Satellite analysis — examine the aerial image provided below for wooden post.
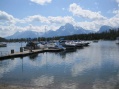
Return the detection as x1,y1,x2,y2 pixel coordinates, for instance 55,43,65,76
11,49,14,54
20,47,23,52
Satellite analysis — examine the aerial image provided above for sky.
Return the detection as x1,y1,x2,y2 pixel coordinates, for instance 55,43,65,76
0,0,119,37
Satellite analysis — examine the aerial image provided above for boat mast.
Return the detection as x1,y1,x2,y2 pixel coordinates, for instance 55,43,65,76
45,26,47,43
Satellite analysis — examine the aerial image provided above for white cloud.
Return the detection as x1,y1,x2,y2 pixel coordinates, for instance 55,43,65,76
116,0,119,6
48,16,75,24
21,15,75,25
75,16,119,31
69,3,106,20
30,0,52,5
24,15,50,23
116,0,119,3
0,11,17,24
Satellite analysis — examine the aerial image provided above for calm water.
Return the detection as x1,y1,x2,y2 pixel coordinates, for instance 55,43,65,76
0,41,119,89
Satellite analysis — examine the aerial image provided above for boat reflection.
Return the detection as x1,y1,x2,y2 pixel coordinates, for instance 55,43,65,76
28,53,39,60
56,49,77,59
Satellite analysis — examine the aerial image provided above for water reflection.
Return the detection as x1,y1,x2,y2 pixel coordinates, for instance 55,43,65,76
0,41,119,89
93,71,119,89
32,75,54,87
0,59,18,79
61,83,77,89
29,53,39,60
56,49,77,59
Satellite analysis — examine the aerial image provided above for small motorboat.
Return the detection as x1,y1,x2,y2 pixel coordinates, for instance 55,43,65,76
116,37,119,44
47,42,66,50
0,42,7,47
59,40,76,50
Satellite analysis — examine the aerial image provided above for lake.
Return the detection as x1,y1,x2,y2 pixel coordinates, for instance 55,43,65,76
0,41,119,89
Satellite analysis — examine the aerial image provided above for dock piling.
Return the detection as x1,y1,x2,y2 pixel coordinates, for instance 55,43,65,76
11,49,14,54
20,47,23,52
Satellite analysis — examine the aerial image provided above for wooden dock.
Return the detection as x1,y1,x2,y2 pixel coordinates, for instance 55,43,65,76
0,48,63,59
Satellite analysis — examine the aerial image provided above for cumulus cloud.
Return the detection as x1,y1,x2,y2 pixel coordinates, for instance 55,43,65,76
30,0,52,5
75,16,119,31
23,15,75,25
0,11,17,24
24,15,50,23
69,3,106,20
48,16,75,24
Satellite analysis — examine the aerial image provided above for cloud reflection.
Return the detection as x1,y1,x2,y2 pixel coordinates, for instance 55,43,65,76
61,83,77,89
32,75,54,87
71,45,102,77
26,41,119,78
27,52,77,68
0,59,18,78
93,74,119,89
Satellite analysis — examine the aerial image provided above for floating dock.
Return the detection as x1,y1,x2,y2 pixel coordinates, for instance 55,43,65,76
0,48,63,60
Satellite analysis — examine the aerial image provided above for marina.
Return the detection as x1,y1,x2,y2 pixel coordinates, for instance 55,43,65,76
0,40,90,59
0,0,119,88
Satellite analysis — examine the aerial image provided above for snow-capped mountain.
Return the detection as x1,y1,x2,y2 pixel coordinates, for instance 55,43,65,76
6,23,94,39
44,23,94,37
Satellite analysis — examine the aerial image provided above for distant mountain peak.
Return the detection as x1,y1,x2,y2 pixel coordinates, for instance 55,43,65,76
65,23,73,26
98,25,112,33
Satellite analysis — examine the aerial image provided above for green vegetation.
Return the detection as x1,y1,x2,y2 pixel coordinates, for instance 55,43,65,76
0,37,7,42
1,28,119,42
52,28,119,41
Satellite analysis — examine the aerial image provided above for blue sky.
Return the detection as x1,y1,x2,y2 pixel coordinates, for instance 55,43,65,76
0,0,119,37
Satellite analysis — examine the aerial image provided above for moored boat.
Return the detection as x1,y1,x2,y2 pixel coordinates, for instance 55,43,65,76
116,37,119,44
0,42,7,47
59,40,76,50
24,41,40,51
93,40,98,43
47,42,66,50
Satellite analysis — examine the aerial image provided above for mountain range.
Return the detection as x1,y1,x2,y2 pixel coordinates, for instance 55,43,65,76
5,23,115,39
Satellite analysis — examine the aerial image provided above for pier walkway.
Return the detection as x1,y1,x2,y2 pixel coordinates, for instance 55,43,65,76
0,48,62,59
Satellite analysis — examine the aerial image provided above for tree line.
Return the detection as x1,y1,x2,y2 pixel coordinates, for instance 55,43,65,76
0,28,119,42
